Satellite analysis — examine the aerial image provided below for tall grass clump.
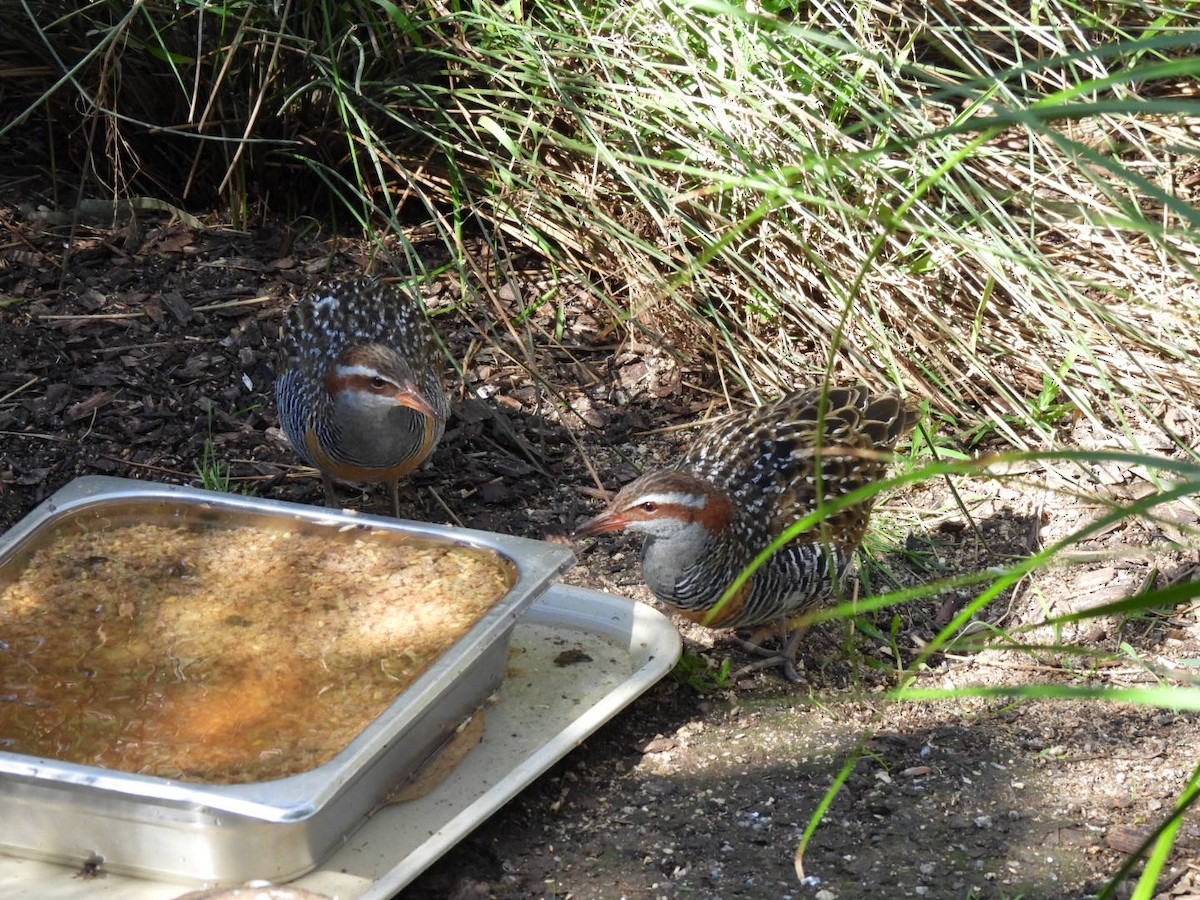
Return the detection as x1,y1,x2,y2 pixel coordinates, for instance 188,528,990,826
7,0,1200,444
419,0,1200,445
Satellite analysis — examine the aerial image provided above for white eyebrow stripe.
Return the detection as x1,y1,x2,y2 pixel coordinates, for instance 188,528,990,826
632,491,707,509
335,364,387,379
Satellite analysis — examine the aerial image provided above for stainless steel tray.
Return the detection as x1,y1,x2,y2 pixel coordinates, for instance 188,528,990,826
0,584,682,899
0,476,575,885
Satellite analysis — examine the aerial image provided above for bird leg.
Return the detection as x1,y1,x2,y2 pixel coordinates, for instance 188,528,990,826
386,479,400,518
731,574,861,682
320,472,341,509
729,617,812,683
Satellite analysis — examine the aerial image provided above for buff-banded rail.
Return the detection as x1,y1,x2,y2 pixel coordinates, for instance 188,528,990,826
275,278,448,516
574,385,914,680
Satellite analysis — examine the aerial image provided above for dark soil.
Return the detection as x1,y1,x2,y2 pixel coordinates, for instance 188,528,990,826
3,206,1199,900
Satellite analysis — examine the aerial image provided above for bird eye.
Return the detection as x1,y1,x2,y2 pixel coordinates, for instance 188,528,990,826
370,376,387,390
639,501,658,513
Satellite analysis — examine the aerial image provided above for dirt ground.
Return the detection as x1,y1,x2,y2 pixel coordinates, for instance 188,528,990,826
2,207,1200,900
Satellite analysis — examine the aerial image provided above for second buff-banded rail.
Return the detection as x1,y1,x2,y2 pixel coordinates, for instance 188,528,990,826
574,385,914,681
275,278,449,516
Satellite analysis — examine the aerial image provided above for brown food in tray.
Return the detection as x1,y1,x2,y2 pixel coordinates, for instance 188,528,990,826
0,523,508,783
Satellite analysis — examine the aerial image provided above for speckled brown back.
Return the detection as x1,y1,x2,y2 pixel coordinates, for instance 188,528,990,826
683,385,913,552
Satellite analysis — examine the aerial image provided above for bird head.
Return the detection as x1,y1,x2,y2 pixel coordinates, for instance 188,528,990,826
573,469,732,540
325,344,442,419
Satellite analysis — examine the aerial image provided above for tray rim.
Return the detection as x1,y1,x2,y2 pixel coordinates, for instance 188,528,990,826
1,475,572,569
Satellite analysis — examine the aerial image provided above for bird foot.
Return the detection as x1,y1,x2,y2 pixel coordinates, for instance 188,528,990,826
727,624,809,682
729,635,783,658
731,654,803,683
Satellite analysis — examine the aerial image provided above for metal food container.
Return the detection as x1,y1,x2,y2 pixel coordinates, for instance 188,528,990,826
0,476,575,884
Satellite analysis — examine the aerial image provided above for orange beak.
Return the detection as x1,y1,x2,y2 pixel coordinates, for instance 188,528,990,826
394,384,441,420
572,507,628,537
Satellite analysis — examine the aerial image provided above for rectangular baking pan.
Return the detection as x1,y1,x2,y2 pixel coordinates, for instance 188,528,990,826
0,476,575,884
